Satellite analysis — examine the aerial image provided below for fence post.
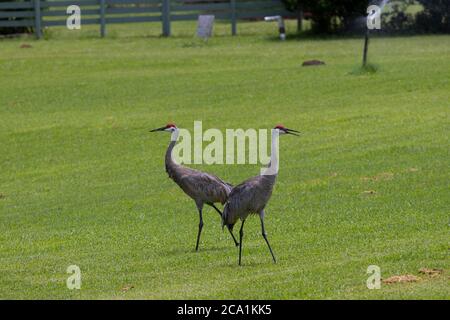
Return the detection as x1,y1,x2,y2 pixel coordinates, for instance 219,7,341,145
34,0,41,39
100,0,106,37
162,0,171,36
230,0,236,36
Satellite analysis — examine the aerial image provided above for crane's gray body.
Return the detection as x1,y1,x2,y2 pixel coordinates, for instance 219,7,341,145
222,174,277,228
163,139,238,250
219,126,296,265
221,171,278,265
165,141,232,206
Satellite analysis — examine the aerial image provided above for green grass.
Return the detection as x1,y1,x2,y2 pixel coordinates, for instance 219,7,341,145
0,21,449,299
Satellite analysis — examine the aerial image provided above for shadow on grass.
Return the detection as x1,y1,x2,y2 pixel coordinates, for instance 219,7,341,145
164,244,231,256
349,63,380,75
218,258,276,268
278,30,448,42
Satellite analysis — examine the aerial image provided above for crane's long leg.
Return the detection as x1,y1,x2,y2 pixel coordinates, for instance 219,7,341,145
260,211,276,263
209,203,224,217
239,219,246,266
227,225,239,247
209,203,239,246
195,204,204,251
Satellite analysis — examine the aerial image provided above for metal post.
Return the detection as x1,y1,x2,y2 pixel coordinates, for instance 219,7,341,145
230,0,236,36
363,30,369,67
297,3,303,32
100,0,106,37
162,0,171,37
34,0,41,39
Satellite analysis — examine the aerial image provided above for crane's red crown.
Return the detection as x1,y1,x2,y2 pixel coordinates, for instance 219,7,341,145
274,124,286,130
166,123,177,128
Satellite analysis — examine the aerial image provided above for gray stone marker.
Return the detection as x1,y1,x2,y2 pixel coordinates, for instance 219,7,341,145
197,15,215,39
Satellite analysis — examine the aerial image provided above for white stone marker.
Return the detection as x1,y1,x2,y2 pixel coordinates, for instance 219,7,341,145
197,15,215,39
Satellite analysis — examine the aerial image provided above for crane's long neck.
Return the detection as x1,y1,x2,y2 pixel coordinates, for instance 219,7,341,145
260,129,279,177
165,129,180,176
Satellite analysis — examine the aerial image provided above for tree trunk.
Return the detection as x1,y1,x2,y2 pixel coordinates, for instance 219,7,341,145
297,0,303,32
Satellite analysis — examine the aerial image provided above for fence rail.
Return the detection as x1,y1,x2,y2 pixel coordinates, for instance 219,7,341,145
0,0,294,38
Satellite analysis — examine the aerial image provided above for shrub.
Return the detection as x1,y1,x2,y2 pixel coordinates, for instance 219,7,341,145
415,0,450,33
282,0,369,34
282,0,450,35
381,1,416,33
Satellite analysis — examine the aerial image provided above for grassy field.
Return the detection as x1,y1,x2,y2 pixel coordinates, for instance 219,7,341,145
0,21,449,299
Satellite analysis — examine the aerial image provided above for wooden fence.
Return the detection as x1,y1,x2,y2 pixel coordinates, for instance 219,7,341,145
0,0,295,38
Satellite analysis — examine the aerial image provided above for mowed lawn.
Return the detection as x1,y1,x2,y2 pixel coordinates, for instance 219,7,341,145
0,22,449,299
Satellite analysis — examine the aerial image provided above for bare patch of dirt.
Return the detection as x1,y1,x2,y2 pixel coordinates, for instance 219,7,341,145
302,60,325,66
121,285,134,292
408,167,419,172
362,190,377,195
0,193,5,199
362,172,394,182
105,116,120,129
382,275,421,284
376,172,394,180
419,268,443,277
20,44,32,49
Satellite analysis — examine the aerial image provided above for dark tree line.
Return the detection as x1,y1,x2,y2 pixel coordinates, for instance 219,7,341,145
283,0,450,34
415,0,450,33
283,0,368,33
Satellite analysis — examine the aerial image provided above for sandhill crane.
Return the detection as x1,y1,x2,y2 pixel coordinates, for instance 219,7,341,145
150,123,239,251
222,125,299,265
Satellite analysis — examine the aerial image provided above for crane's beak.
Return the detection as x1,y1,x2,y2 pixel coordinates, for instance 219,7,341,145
150,126,166,132
285,128,300,136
